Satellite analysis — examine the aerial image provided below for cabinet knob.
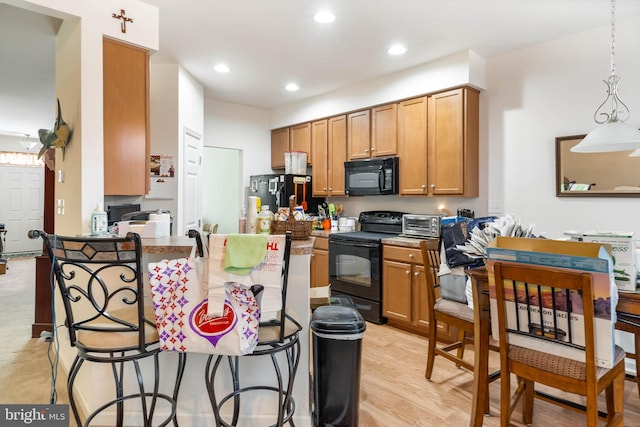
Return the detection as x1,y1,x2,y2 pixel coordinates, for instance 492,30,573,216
421,184,426,189
414,272,420,277
408,253,414,258
430,184,435,189
323,187,327,191
371,147,376,152
328,187,332,191
405,270,410,275
365,149,369,153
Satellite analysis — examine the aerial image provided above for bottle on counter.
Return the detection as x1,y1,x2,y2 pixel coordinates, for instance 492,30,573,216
256,205,273,234
239,204,247,234
90,203,108,236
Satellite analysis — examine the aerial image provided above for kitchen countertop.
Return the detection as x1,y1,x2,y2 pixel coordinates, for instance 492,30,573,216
142,234,316,255
381,236,434,248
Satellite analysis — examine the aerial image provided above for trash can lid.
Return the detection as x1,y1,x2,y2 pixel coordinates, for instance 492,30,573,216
310,306,366,335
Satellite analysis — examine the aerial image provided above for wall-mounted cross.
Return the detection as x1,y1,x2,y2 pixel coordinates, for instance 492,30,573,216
112,9,133,33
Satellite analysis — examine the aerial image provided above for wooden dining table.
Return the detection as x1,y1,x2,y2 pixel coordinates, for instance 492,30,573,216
466,265,640,427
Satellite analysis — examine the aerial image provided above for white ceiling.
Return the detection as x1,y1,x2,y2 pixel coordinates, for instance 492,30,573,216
3,0,640,139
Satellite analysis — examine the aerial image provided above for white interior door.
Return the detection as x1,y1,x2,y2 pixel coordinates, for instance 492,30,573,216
202,147,242,234
0,165,43,254
182,128,202,234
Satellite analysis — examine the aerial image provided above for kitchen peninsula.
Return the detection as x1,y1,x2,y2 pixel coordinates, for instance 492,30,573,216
49,234,316,426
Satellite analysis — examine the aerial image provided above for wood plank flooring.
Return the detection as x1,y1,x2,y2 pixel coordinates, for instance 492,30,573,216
359,322,640,426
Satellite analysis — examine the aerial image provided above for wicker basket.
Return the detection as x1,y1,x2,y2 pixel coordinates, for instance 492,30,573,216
270,215,313,240
270,196,313,240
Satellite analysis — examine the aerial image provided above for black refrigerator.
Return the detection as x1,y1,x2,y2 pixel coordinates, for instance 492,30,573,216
249,174,324,215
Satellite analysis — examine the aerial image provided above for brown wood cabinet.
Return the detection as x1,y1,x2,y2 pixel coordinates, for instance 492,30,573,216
271,123,312,169
103,38,150,196
347,106,397,160
398,88,479,196
290,122,312,165
347,109,371,160
271,127,290,169
383,244,449,338
427,87,479,196
397,96,428,195
310,236,329,288
371,103,398,158
311,115,347,197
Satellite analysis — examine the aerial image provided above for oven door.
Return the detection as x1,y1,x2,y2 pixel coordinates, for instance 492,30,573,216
329,238,381,301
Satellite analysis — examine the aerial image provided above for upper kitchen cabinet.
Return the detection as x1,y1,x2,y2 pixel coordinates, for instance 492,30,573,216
290,123,312,165
103,38,150,196
348,105,397,160
371,103,398,157
312,115,347,197
398,87,479,196
398,96,428,195
346,110,371,160
271,127,290,169
427,87,479,196
271,123,312,170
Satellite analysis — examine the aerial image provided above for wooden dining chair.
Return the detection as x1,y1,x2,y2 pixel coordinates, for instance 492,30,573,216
421,239,476,378
492,261,626,426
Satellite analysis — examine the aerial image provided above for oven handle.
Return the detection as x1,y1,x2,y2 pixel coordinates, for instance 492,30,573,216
378,165,384,192
330,239,380,249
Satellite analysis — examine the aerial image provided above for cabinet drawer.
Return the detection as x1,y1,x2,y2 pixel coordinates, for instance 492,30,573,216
383,245,423,264
314,236,328,251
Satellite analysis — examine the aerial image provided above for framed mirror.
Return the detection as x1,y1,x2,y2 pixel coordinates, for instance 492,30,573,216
556,134,640,197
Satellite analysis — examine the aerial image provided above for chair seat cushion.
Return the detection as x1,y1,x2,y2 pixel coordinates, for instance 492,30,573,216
435,298,474,323
509,344,626,381
76,305,159,351
258,310,301,344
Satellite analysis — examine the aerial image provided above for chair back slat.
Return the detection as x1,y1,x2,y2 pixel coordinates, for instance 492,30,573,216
493,262,597,367
30,230,148,351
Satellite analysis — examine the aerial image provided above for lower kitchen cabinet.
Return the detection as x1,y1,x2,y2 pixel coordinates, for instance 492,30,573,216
310,236,329,288
383,244,452,339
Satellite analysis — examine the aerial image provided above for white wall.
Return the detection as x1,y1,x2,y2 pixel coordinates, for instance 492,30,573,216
204,98,272,188
486,17,640,239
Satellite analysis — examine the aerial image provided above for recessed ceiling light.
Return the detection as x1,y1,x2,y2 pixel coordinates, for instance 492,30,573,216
387,44,407,55
214,63,230,73
314,11,335,23
285,83,299,91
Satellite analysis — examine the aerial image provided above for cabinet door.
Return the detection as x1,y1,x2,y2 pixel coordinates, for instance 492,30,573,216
398,97,428,195
271,127,290,169
328,115,347,196
371,103,397,157
290,122,312,165
347,110,371,160
103,38,149,196
382,260,412,322
310,248,329,288
311,119,328,196
427,88,479,196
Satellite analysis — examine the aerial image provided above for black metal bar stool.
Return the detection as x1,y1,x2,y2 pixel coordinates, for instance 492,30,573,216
31,230,186,427
190,231,302,427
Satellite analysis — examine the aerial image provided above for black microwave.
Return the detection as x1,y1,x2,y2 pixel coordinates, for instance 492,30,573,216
344,157,399,196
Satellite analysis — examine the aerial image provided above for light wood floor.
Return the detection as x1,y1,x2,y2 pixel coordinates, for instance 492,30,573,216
359,322,640,426
2,257,640,426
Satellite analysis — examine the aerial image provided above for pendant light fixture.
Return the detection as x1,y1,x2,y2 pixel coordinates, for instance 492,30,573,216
571,0,640,153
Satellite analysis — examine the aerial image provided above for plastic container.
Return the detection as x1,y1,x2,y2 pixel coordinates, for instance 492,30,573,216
90,203,108,236
256,205,274,234
311,305,366,427
284,151,293,174
290,151,307,174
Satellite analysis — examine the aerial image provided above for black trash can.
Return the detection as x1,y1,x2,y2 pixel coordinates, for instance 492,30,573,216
311,305,366,427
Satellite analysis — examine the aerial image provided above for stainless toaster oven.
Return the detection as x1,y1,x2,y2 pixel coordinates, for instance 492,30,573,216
401,214,441,239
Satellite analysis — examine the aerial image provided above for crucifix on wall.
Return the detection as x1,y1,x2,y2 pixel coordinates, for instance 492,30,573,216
112,9,133,33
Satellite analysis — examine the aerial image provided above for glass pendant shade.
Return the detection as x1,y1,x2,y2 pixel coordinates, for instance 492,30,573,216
570,121,640,153
570,0,640,155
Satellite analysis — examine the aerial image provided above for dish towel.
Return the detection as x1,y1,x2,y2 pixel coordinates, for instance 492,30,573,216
223,234,268,275
208,234,285,320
